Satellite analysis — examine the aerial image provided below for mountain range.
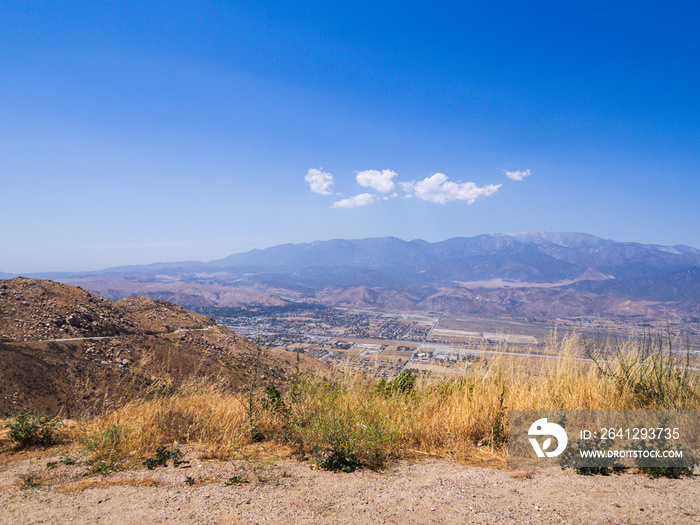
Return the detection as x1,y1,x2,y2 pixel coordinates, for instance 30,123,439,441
4,232,700,320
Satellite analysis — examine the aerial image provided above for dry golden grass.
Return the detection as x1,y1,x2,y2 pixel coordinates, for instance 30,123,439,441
79,379,249,464
18,333,697,469
54,477,161,493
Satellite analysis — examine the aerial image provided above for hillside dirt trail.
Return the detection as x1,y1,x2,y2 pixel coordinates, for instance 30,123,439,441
1,449,698,524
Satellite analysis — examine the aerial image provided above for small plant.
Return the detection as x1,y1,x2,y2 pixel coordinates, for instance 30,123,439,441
60,454,77,465
306,400,397,472
88,461,119,475
560,434,620,476
46,461,58,470
491,386,508,448
637,462,695,479
169,444,184,465
376,370,417,396
144,444,184,469
184,475,196,486
392,370,417,394
7,408,62,448
289,346,303,403
18,473,42,490
144,445,170,470
633,424,698,478
244,337,265,441
261,386,288,415
223,474,249,487
318,448,363,473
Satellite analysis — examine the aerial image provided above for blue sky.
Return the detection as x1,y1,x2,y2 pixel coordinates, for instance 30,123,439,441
2,1,699,272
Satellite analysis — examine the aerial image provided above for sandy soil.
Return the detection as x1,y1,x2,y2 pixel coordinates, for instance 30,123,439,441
1,448,699,524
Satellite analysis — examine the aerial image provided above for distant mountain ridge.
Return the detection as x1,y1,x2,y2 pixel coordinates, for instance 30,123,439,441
4,232,700,319
208,232,700,283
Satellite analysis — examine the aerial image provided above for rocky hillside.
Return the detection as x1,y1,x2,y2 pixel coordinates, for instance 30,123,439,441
0,278,140,341
0,278,328,417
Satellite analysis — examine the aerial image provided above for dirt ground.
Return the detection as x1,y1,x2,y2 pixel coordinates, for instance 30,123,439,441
1,447,699,524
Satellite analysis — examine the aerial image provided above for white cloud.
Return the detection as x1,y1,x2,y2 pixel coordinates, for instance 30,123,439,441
355,169,397,193
504,169,531,181
410,173,501,204
305,168,334,195
331,193,375,209
398,181,415,193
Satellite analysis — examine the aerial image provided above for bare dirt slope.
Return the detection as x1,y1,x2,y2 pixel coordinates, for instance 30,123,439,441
0,449,698,524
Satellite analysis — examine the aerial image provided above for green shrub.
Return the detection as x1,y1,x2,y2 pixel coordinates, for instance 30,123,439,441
393,370,417,394
634,426,698,478
144,444,184,469
144,445,170,469
18,473,42,490
560,434,621,476
306,403,398,471
7,408,62,448
319,448,363,473
376,370,417,396
261,386,288,415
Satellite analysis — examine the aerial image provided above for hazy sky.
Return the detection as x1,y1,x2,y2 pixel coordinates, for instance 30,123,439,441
2,2,699,272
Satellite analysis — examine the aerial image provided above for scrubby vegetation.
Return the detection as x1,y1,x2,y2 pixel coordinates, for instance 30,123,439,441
2,334,698,478
7,408,63,448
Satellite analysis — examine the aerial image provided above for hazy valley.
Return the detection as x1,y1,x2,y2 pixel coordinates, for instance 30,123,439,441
2,233,700,524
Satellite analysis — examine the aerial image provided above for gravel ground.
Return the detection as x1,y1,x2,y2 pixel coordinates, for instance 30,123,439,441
1,449,699,524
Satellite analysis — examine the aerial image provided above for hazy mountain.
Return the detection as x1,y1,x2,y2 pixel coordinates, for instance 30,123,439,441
209,232,700,284
5,232,700,319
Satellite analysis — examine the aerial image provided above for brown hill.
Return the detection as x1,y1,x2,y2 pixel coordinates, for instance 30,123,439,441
0,277,329,417
316,286,419,311
415,285,663,318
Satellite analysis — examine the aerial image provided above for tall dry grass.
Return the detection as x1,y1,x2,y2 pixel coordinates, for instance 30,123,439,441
71,333,699,468
79,380,248,465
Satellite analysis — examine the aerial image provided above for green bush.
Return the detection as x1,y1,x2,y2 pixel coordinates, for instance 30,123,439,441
634,426,698,478
7,408,62,448
376,370,417,396
306,403,398,471
144,444,184,469
144,445,170,469
261,385,288,415
319,448,363,473
560,434,621,476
